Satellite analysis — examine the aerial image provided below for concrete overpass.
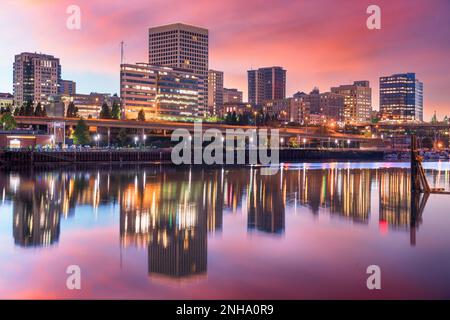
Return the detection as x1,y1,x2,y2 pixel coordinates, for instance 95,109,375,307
14,116,381,143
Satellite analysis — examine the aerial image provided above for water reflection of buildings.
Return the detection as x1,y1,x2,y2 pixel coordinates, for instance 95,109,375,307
3,164,445,256
11,174,63,247
119,170,209,280
247,170,285,234
294,167,371,223
379,169,411,229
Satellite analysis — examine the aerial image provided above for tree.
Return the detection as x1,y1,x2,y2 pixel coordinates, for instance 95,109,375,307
34,102,44,117
111,101,121,120
72,118,90,145
24,100,34,116
99,102,111,119
137,109,146,122
117,128,128,146
431,111,438,124
66,102,79,118
1,112,17,130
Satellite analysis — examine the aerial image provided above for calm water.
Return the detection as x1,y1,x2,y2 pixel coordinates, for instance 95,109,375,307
1,162,450,299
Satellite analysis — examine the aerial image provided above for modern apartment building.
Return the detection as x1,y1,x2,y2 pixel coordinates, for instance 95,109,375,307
13,52,61,106
379,73,423,122
148,23,208,117
223,88,243,104
331,81,372,123
207,69,223,116
248,67,286,105
120,63,199,120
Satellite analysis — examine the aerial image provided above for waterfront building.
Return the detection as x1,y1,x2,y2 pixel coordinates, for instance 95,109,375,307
59,79,76,96
148,23,209,117
0,131,52,149
120,63,199,120
207,69,223,116
13,52,61,106
223,88,243,104
331,81,372,123
379,73,423,122
248,67,286,105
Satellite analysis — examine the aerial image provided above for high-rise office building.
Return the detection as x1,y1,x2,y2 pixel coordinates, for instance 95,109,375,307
379,73,423,122
207,70,223,116
148,23,208,117
248,67,286,105
223,88,243,104
13,52,61,106
331,81,372,123
120,63,199,119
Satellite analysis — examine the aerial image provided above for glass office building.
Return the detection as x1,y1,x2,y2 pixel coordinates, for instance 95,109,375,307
380,73,423,122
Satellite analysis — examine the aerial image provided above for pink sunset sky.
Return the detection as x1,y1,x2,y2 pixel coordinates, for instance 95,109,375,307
1,0,449,119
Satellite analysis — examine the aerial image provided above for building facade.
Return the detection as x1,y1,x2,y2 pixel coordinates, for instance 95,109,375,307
379,73,423,122
294,90,344,123
319,92,345,123
207,70,223,116
221,102,253,117
59,79,76,96
331,81,372,123
223,88,243,104
148,23,208,117
0,93,14,111
248,67,286,105
263,97,310,124
60,92,120,119
120,63,199,120
13,52,62,107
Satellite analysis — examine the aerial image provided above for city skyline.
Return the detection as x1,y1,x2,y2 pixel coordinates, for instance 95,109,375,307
1,0,450,120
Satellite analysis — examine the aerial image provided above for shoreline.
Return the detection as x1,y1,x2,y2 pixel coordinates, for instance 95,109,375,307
0,148,386,167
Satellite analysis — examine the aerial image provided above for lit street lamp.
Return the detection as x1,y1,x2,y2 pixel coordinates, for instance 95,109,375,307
94,134,100,148
134,136,139,147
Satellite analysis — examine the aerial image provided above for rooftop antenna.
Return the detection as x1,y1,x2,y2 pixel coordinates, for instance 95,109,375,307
120,41,125,65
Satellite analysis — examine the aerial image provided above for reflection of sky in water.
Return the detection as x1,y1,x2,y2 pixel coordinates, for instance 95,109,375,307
0,162,449,299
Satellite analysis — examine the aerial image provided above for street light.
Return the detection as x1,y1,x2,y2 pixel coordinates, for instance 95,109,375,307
134,136,138,147
347,139,351,148
94,134,100,148
303,138,307,149
142,134,147,148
